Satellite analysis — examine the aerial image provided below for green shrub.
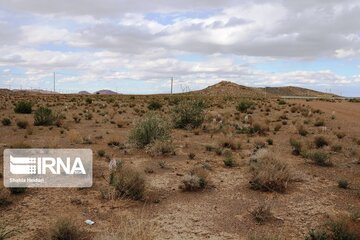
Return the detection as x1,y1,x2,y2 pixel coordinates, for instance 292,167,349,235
34,107,55,126
307,150,332,166
172,100,205,129
14,101,32,114
1,118,11,126
338,179,349,189
16,120,28,129
236,99,254,113
147,100,162,110
129,113,170,148
278,99,286,105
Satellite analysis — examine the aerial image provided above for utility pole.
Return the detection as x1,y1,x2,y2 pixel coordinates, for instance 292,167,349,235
170,77,173,94
53,72,56,93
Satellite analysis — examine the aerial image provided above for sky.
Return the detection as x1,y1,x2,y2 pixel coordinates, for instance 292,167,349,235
0,0,359,96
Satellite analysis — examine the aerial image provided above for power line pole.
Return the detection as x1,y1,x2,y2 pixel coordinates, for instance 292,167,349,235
170,77,173,94
53,72,56,93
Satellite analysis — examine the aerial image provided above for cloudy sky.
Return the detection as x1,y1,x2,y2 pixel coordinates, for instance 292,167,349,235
0,0,359,96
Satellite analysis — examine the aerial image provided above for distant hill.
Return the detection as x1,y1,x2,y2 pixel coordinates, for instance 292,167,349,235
262,86,336,97
78,91,91,95
94,89,118,95
195,81,336,98
196,81,271,98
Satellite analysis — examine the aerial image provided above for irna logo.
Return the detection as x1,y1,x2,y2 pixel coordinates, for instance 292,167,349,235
10,155,86,175
4,149,93,188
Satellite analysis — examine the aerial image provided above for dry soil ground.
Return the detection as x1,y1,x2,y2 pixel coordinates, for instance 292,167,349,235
0,93,359,240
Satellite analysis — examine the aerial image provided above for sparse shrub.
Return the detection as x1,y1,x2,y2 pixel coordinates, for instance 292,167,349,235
16,120,28,129
188,152,196,160
1,118,11,126
290,138,302,155
307,150,332,166
274,124,282,132
14,101,32,114
172,100,205,129
251,203,272,224
331,144,342,152
147,100,162,110
305,229,329,240
158,160,166,169
97,150,106,157
249,149,292,193
110,165,145,200
129,113,170,148
314,119,325,127
47,218,88,240
34,107,55,126
236,99,254,113
278,99,286,105
267,138,273,145
338,179,349,189
314,136,328,148
181,167,208,191
218,138,241,150
298,125,308,136
335,132,346,139
223,150,236,167
0,188,11,207
251,122,269,135
94,217,155,240
205,144,215,151
85,97,92,104
146,140,175,156
0,220,18,239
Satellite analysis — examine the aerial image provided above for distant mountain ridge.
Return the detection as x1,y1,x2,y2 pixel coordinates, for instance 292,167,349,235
0,81,338,97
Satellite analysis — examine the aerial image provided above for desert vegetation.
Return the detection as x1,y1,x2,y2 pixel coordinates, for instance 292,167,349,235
0,88,359,239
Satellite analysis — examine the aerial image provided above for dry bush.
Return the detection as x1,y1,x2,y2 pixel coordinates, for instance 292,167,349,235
16,120,28,129
306,150,332,167
0,220,18,239
181,167,208,191
94,218,156,240
298,124,308,136
218,137,241,150
251,203,273,224
249,149,292,193
305,214,360,240
110,165,145,200
35,218,89,240
145,140,175,156
68,130,82,144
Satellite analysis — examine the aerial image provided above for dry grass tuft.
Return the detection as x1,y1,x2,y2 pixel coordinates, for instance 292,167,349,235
249,149,292,193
